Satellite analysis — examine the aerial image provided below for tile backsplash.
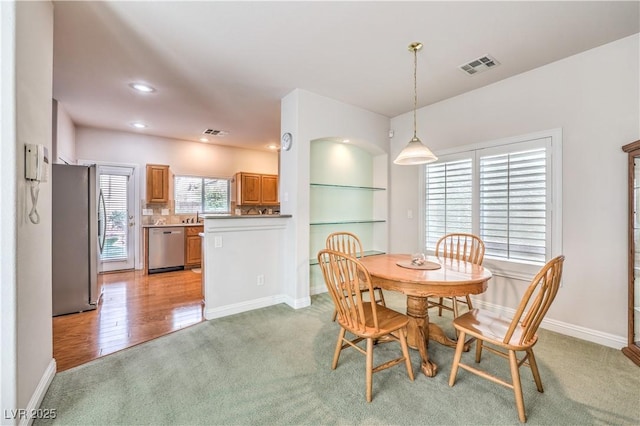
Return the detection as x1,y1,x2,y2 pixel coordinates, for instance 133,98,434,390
141,200,280,225
140,200,201,225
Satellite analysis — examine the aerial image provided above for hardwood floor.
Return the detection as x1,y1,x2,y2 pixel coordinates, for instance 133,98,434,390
53,269,204,372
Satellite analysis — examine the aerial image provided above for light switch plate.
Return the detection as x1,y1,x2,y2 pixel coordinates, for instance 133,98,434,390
161,209,169,215
142,209,153,216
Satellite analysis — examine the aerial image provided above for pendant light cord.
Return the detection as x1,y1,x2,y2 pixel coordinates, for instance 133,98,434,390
413,46,418,139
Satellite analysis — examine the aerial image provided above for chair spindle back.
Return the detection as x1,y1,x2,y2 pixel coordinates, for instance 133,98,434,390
504,255,565,346
317,249,379,334
326,231,364,258
436,233,485,265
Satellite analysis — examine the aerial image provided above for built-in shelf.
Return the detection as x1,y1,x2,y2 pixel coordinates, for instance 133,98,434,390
310,183,386,191
310,219,386,226
310,250,385,265
309,140,389,294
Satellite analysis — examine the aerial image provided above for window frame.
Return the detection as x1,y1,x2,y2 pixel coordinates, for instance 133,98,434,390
419,128,563,281
173,174,231,214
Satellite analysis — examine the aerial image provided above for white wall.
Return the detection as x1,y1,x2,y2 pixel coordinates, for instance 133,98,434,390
280,89,389,307
390,34,640,346
0,0,18,417
202,217,289,319
13,0,56,417
76,127,278,178
52,99,75,164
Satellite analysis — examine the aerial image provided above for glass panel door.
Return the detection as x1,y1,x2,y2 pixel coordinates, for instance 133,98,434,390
98,166,135,271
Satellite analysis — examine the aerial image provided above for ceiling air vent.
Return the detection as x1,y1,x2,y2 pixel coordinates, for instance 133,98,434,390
459,54,500,76
202,129,229,137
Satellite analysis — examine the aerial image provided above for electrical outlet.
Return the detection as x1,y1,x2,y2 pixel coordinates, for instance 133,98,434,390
161,208,169,216
257,274,264,286
142,209,153,216
214,236,222,248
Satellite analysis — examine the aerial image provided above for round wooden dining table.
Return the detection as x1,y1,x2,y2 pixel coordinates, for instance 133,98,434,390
359,253,492,377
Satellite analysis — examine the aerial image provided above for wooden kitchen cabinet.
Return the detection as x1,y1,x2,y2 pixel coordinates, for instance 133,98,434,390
261,174,279,204
146,164,170,203
184,225,204,268
235,172,279,205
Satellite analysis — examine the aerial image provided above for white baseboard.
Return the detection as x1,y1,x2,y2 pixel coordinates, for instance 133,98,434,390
204,293,312,320
283,295,311,309
474,300,626,349
204,295,286,320
18,359,56,426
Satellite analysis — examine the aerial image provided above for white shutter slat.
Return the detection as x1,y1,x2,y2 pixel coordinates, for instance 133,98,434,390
425,158,473,249
174,176,202,214
480,148,546,262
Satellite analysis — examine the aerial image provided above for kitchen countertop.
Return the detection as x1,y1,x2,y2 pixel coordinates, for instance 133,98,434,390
142,223,204,228
200,214,292,219
142,215,291,227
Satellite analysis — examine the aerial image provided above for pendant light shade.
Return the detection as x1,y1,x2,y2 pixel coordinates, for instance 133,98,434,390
393,42,438,166
393,136,437,165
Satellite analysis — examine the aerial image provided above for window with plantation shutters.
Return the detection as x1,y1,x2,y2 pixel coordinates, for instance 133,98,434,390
479,148,546,263
174,176,230,214
423,130,561,275
425,158,473,250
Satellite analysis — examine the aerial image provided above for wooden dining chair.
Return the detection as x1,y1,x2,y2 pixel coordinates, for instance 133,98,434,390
429,233,485,318
448,255,565,423
317,249,414,402
326,231,385,321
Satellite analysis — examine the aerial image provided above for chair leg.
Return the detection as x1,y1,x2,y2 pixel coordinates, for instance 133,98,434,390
448,330,467,387
452,298,459,318
376,287,386,306
332,328,346,370
465,295,474,310
527,349,544,393
509,350,527,423
475,339,483,363
398,328,414,381
366,337,374,402
438,297,444,316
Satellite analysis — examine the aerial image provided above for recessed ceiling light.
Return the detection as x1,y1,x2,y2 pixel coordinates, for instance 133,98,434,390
342,139,350,143
131,122,147,129
129,83,155,93
267,144,278,150
200,137,209,142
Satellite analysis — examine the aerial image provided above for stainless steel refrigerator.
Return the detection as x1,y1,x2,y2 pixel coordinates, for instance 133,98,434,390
52,164,103,316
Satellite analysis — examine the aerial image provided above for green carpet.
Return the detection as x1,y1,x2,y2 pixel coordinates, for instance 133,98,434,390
37,293,640,425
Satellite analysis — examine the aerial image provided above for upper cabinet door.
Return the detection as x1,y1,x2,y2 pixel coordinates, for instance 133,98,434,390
261,175,279,204
239,173,261,205
235,172,279,205
146,164,169,203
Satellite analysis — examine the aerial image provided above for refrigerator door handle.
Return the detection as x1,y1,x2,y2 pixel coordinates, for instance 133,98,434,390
98,189,106,253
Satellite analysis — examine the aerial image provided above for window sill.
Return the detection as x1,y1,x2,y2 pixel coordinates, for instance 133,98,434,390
483,257,543,282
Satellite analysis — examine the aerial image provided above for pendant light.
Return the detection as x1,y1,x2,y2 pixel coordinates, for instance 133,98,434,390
393,42,438,165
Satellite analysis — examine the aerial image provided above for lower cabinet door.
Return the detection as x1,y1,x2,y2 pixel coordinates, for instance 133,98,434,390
185,234,202,267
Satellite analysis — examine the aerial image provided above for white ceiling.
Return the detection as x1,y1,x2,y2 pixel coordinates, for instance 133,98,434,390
52,1,639,151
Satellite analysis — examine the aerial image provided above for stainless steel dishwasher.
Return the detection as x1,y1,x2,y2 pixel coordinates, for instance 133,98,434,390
148,227,185,273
